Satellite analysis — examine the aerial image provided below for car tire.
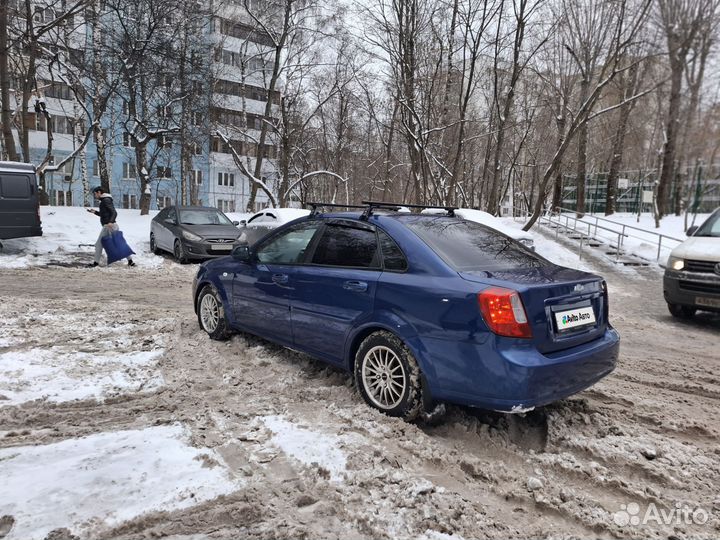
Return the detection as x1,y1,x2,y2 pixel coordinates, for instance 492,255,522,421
197,285,231,340
668,303,696,319
150,233,161,255
174,239,187,264
354,331,424,421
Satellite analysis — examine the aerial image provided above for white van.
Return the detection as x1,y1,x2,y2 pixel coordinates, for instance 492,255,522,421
663,208,720,318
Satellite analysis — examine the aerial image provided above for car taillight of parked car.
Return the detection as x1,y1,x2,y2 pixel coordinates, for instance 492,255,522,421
477,287,532,338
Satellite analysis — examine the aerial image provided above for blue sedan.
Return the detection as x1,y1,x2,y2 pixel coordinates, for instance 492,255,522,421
192,206,619,420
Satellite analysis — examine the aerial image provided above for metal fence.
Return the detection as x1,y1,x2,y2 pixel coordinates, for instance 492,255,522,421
560,163,720,214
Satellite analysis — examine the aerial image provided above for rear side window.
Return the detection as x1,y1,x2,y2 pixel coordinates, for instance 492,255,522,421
377,228,407,271
402,216,546,271
311,223,379,268
0,175,32,198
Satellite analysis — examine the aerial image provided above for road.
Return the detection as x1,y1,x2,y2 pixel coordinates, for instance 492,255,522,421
0,244,718,539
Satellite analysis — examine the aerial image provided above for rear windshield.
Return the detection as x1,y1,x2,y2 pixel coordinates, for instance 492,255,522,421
401,216,546,271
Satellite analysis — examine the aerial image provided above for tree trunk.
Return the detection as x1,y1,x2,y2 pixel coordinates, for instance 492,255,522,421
90,0,110,195
550,104,566,212
657,63,683,218
605,105,630,216
0,0,18,161
575,78,590,218
137,141,150,214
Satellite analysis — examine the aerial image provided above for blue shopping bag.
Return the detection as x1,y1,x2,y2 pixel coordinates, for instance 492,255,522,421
101,230,135,264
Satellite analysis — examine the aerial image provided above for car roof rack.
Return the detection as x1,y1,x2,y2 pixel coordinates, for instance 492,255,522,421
360,200,457,219
306,200,459,220
306,202,367,216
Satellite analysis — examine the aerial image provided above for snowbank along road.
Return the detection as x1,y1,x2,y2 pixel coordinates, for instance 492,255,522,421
0,234,719,539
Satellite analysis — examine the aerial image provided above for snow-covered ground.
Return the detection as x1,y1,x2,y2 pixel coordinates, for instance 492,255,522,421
0,206,162,269
0,425,239,540
1,206,718,539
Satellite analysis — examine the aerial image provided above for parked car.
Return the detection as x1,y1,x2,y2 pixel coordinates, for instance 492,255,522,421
0,161,42,248
238,208,310,245
192,204,619,420
421,207,534,249
150,206,242,263
664,208,720,318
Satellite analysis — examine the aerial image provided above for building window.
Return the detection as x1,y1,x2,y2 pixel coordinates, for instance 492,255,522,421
92,160,99,177
53,190,72,206
218,172,234,187
192,142,202,155
191,170,203,185
122,162,137,179
158,133,172,149
122,194,138,209
157,196,172,209
157,166,172,178
217,199,235,213
123,132,137,148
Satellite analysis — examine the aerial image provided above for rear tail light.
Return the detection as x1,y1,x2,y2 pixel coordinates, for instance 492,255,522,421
477,287,532,338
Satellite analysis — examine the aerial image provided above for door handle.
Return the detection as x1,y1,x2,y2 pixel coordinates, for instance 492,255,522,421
272,273,289,284
343,280,368,292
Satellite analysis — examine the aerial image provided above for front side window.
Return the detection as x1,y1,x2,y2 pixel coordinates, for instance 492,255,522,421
167,207,177,222
256,221,321,264
311,222,379,268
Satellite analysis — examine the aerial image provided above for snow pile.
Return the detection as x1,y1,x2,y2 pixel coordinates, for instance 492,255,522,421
499,218,596,272
559,212,712,263
0,424,240,540
0,206,162,268
0,348,164,406
262,415,349,482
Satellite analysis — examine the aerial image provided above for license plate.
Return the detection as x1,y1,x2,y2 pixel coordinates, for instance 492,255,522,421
210,244,233,251
696,296,720,308
555,306,596,331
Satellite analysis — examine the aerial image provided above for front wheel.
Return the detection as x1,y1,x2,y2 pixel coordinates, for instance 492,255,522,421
668,303,696,319
174,239,187,264
197,286,231,340
354,331,424,421
150,233,161,255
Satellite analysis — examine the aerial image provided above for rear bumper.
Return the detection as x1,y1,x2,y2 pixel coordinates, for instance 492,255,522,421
664,270,720,312
415,327,619,412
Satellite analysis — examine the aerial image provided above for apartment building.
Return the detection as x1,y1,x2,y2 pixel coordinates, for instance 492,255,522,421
1,0,279,213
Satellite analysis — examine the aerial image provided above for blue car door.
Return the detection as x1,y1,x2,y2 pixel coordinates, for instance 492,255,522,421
231,221,322,345
291,220,381,364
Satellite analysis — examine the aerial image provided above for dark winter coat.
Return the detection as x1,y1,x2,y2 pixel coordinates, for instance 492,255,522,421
92,194,117,225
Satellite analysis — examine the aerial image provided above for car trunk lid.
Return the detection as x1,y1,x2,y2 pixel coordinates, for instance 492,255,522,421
460,266,607,354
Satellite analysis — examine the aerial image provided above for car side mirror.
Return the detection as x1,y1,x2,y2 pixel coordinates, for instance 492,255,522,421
232,220,240,226
686,226,698,237
164,218,176,225
231,244,252,262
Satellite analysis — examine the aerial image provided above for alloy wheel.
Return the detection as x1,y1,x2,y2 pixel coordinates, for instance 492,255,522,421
361,345,407,410
200,293,220,332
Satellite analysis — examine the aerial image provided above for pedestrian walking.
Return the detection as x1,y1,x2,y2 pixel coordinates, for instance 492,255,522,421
86,186,135,267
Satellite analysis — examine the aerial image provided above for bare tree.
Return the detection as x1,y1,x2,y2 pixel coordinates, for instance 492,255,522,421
655,0,720,217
